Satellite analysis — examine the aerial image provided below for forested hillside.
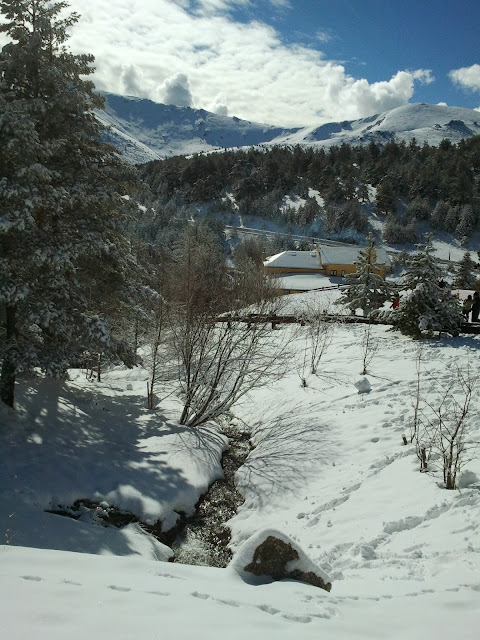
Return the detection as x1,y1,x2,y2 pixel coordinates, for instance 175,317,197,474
139,137,480,247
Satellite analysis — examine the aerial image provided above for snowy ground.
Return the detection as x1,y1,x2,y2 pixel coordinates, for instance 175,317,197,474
2,294,480,638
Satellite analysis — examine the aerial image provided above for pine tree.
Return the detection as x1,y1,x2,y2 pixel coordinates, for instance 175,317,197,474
375,179,396,216
388,235,463,338
430,200,450,230
455,204,477,243
454,251,478,290
405,197,430,222
0,0,138,407
336,236,393,317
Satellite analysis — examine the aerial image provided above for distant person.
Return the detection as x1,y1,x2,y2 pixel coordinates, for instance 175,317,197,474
471,292,480,322
391,294,400,310
462,294,473,321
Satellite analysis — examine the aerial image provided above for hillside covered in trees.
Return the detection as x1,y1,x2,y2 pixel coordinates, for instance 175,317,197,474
139,136,480,247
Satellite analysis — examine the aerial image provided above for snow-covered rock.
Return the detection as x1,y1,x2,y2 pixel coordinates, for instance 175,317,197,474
458,470,479,489
354,377,372,394
230,529,332,592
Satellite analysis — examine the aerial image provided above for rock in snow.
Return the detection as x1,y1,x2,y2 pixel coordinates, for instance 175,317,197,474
231,529,332,592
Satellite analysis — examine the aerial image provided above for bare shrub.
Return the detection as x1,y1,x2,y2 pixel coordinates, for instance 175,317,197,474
360,321,379,375
411,359,479,488
295,295,334,387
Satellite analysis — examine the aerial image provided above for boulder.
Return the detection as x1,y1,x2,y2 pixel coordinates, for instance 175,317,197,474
231,529,332,592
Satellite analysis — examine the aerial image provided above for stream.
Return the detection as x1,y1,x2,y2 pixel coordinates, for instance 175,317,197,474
166,426,251,567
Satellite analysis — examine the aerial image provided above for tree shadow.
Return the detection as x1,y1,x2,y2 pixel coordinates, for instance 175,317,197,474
236,401,337,509
2,376,225,557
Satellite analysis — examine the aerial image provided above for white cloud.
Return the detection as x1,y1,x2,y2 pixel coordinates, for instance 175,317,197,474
188,0,251,17
449,64,480,92
120,65,150,98
269,0,292,8
206,94,229,116
64,0,434,127
315,28,334,44
318,69,435,120
159,73,194,107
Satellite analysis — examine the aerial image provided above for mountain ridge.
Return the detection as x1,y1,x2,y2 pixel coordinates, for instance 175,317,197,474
97,93,480,164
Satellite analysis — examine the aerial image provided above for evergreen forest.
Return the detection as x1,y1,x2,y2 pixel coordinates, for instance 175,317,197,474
138,137,480,248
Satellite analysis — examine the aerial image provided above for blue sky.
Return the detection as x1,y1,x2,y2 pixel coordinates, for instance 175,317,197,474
63,0,480,126
261,0,480,109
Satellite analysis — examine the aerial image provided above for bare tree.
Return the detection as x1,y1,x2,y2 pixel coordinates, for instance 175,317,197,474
305,300,334,376
407,346,432,471
145,297,169,410
165,223,290,427
423,364,478,489
171,298,290,428
360,321,379,375
295,295,334,387
410,358,479,486
410,346,423,444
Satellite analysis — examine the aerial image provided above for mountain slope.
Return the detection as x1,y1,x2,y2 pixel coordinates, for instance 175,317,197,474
98,93,480,164
278,103,480,148
97,93,298,164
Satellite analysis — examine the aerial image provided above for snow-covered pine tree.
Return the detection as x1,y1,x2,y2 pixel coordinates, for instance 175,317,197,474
0,0,138,407
336,236,393,317
387,235,463,338
454,251,478,290
455,205,477,244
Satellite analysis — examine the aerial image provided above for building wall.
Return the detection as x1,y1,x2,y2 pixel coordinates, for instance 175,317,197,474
265,262,388,279
322,263,388,278
322,264,356,277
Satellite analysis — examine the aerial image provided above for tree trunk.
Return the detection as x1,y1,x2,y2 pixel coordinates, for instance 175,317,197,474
0,305,17,408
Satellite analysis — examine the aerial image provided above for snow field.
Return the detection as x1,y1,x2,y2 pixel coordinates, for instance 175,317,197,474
1,296,480,638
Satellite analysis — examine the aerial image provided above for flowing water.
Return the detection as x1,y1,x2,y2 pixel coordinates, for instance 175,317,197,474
169,427,251,567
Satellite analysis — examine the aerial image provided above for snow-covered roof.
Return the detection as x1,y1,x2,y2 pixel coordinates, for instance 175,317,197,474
264,245,391,270
264,250,322,270
273,273,337,291
319,244,391,267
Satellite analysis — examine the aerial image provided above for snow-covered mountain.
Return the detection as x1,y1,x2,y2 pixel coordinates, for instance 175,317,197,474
279,103,480,149
97,92,299,164
97,93,480,164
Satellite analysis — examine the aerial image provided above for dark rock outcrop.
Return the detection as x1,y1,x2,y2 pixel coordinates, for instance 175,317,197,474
233,529,332,592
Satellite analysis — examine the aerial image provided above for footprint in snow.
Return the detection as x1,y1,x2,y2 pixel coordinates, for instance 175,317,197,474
216,598,240,608
256,604,280,615
108,585,131,592
282,614,312,623
21,575,42,582
155,571,185,580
